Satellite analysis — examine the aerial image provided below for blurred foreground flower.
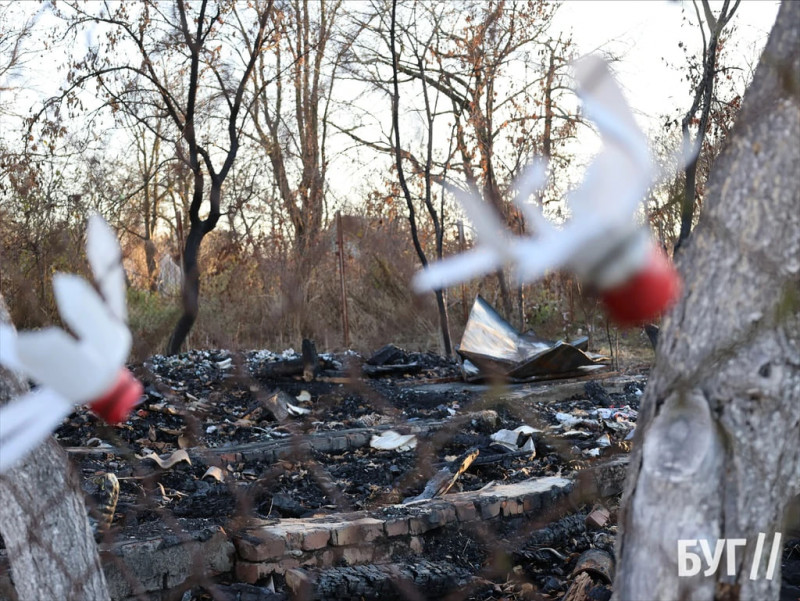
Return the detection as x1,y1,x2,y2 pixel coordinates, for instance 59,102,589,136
0,215,142,473
413,56,681,326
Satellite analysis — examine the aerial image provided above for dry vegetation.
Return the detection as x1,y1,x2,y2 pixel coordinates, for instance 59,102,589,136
0,206,653,365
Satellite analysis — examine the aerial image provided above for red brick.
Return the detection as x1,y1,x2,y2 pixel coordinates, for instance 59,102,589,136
331,518,383,546
478,499,502,519
408,515,434,535
341,545,374,565
283,529,304,550
301,527,331,550
235,531,286,561
522,493,541,513
427,503,457,527
384,517,409,537
585,506,610,529
357,517,385,542
277,558,300,573
439,504,457,525
501,499,523,516
285,568,313,596
453,500,478,522
235,561,273,583
316,548,338,567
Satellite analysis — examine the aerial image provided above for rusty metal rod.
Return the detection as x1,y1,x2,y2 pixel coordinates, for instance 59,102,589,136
335,211,350,348
457,220,468,324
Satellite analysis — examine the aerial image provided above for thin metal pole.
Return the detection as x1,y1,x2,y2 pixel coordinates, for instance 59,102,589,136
456,220,468,323
335,211,350,348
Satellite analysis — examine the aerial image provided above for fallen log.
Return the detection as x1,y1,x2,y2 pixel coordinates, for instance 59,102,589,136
405,449,479,503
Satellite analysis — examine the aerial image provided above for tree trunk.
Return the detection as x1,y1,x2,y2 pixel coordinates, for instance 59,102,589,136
615,3,800,600
0,297,110,601
144,237,158,292
166,220,205,355
434,288,453,357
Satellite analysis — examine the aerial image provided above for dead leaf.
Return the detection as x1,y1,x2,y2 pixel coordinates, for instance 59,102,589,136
287,402,310,416
202,466,225,482
370,430,417,452
138,449,191,470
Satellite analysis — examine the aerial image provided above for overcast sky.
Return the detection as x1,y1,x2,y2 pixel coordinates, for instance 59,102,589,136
552,0,780,129
1,1,782,211
332,1,781,205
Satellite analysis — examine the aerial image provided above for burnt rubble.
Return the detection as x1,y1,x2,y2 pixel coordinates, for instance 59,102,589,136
0,345,795,601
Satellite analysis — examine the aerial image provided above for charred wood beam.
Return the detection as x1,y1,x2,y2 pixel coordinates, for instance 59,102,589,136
361,362,423,377
285,561,472,601
515,512,589,558
211,583,287,601
301,339,319,382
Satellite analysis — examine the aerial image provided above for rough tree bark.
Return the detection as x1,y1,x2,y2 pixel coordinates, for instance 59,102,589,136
0,296,110,601
616,3,799,600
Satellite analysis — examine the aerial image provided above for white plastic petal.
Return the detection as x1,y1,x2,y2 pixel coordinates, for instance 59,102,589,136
0,323,22,373
572,56,653,221
413,246,504,293
510,232,587,284
52,273,131,367
511,161,555,238
0,388,74,473
86,214,127,322
15,327,116,402
413,56,656,294
442,182,508,247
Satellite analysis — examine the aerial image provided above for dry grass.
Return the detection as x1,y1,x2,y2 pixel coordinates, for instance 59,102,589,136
1,215,658,365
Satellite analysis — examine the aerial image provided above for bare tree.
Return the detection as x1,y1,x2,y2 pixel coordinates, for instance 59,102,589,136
386,0,453,355
347,0,576,326
616,2,799,598
0,3,38,118
433,1,572,323
248,0,344,255
128,118,169,291
674,0,741,253
48,0,276,354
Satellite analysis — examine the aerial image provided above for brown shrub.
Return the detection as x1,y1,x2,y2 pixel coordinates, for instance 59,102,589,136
2,210,631,361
